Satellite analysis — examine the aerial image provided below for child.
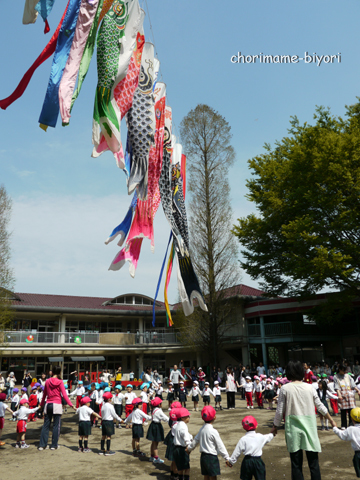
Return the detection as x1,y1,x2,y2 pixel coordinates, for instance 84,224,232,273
263,379,275,410
226,415,274,479
189,381,201,411
10,388,20,421
20,387,28,402
311,375,319,393
244,377,254,409
333,407,360,477
28,386,38,422
317,380,338,431
0,392,13,446
166,382,176,410
155,381,164,400
198,368,206,390
146,397,169,463
125,397,152,457
114,384,124,426
89,383,101,427
188,406,230,479
70,380,85,408
327,376,339,416
140,383,151,421
99,391,123,456
253,377,264,409
212,380,226,410
201,382,213,406
173,407,193,480
178,381,188,407
124,384,137,425
165,408,181,480
13,398,39,448
77,395,101,452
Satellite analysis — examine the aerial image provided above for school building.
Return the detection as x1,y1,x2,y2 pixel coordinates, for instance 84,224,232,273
1,286,357,382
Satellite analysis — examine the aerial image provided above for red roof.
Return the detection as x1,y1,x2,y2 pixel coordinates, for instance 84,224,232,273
12,292,166,312
221,284,267,299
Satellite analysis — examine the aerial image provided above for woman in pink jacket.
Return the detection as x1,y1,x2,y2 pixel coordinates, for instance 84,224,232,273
38,366,76,450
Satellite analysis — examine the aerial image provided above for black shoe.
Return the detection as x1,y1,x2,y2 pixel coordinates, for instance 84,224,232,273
105,451,116,456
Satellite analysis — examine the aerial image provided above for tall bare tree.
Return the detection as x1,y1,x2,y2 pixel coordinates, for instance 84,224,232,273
0,185,14,331
176,104,241,366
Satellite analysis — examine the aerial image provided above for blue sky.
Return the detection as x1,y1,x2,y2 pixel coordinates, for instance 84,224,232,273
1,0,359,303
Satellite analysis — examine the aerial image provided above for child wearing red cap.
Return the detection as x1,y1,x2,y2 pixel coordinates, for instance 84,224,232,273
188,406,230,480
125,397,152,457
254,377,264,409
165,405,182,479
147,397,169,463
13,398,40,448
173,408,193,480
226,415,274,480
76,396,102,452
99,392,123,456
0,392,13,446
28,386,38,422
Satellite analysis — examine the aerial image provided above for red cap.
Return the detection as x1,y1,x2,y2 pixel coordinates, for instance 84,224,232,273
242,415,258,431
0,393,7,402
170,409,179,421
132,397,142,405
201,405,216,423
171,401,182,409
81,396,91,405
179,407,190,419
151,397,163,407
103,392,113,400
20,398,29,405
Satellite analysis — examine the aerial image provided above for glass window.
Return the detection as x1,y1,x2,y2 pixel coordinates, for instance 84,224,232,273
100,323,108,333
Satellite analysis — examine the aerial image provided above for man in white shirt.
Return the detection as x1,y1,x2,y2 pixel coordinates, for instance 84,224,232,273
170,365,185,397
256,363,266,377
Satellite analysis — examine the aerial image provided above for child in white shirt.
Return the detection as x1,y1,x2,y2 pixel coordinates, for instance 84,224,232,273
173,407,193,480
333,407,360,477
10,388,20,421
70,381,85,408
227,415,274,479
201,382,213,406
166,382,176,410
253,377,264,409
99,392,123,456
113,384,124,423
146,397,169,463
244,377,254,409
212,380,226,410
188,381,201,411
0,392,13,446
189,405,230,479
76,396,101,452
13,398,39,448
125,398,152,456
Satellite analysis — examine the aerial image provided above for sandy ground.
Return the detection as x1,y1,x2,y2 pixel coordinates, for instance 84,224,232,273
0,395,357,480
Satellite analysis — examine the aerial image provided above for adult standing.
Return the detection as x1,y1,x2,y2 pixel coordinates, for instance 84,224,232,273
211,366,218,387
69,370,78,391
39,372,47,388
256,362,266,377
100,369,111,385
271,360,336,480
334,364,360,429
115,367,122,382
353,361,360,377
225,366,240,410
22,370,33,397
0,373,5,392
250,363,257,379
38,366,76,450
197,367,206,390
6,372,16,400
169,365,185,397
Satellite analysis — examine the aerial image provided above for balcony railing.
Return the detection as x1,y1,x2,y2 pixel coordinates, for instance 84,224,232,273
3,330,180,346
248,321,355,338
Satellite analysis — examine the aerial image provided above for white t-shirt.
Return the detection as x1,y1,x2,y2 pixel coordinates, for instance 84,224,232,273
124,391,137,405
189,423,229,459
226,374,237,392
77,405,94,422
101,403,121,422
257,366,266,376
230,431,274,463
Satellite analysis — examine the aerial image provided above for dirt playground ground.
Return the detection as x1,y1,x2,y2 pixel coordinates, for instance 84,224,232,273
0,395,357,480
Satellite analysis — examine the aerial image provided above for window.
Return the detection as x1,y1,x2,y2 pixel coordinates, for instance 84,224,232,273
268,346,279,364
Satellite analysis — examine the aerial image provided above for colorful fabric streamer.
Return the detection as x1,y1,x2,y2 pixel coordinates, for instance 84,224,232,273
35,0,56,32
105,191,137,245
108,237,143,277
126,42,158,200
93,27,145,160
164,241,175,326
126,82,166,251
181,154,186,199
38,0,82,130
152,231,172,326
0,3,69,110
23,0,39,24
59,0,99,125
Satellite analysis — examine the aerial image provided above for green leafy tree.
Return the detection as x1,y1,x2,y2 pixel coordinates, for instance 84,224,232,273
233,102,360,323
0,185,14,333
176,105,241,365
